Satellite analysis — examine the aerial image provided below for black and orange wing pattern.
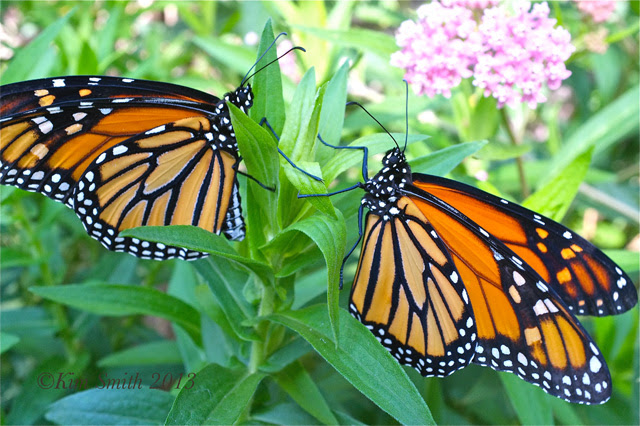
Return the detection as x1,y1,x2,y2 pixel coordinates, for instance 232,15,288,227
350,148,636,404
411,174,637,316
350,196,476,376
406,183,613,404
0,76,253,260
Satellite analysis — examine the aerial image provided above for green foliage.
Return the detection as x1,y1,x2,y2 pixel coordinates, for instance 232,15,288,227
1,2,638,426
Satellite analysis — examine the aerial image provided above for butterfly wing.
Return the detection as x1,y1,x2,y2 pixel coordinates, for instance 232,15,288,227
411,174,636,317
350,196,476,376
73,116,243,260
1,76,248,260
1,76,222,207
405,183,612,404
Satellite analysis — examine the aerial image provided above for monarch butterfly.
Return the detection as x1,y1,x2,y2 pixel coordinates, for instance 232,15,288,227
307,107,637,404
0,37,311,261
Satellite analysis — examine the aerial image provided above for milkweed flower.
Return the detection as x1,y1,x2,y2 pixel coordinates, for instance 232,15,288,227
574,0,617,23
391,1,575,108
390,1,482,98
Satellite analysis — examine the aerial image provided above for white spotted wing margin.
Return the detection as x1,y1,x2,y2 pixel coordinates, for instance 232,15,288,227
73,116,242,261
349,200,477,378
411,173,637,317
403,183,612,404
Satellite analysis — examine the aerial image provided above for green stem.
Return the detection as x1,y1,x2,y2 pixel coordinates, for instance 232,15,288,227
606,21,640,45
248,283,275,373
14,202,77,358
500,108,530,198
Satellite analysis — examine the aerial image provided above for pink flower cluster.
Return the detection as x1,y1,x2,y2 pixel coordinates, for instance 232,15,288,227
574,0,616,23
391,1,575,108
442,0,500,9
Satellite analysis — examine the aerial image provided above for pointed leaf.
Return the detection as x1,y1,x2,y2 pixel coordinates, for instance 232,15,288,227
274,361,339,424
265,212,345,341
165,364,265,425
271,305,434,425
45,388,174,426
411,141,488,176
30,284,201,344
249,19,285,134
3,9,74,83
119,226,273,284
524,147,593,221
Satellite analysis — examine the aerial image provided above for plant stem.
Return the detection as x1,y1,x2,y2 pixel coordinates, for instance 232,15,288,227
249,283,274,373
606,20,640,45
14,202,77,358
500,108,530,198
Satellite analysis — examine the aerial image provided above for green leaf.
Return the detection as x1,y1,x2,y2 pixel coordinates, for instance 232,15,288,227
321,133,430,184
250,19,285,135
260,338,312,373
0,332,19,354
500,373,553,425
294,26,398,58
546,86,639,185
165,364,265,425
283,161,336,218
252,403,319,425
317,61,349,160
97,4,123,62
411,141,488,176
523,147,594,221
119,226,273,283
98,341,182,367
229,103,279,220
76,40,99,75
193,36,255,75
2,9,75,83
7,355,89,425
45,388,174,426
271,305,434,425
476,141,534,161
279,68,318,161
604,249,640,273
265,212,346,342
468,95,500,141
30,284,202,344
192,257,260,341
274,361,339,425
0,247,39,268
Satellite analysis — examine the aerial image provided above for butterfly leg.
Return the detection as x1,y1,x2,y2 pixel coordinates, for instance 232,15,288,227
258,117,323,182
338,202,365,289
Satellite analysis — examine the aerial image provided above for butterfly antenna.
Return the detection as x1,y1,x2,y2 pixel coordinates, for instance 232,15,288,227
243,46,305,84
403,79,409,152
346,101,400,150
241,32,287,86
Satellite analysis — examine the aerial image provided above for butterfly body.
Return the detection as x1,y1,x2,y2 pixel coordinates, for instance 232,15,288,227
349,147,636,404
1,76,254,260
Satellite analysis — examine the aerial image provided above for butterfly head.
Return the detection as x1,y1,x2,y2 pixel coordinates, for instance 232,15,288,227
382,147,407,168
362,148,412,217
225,84,254,114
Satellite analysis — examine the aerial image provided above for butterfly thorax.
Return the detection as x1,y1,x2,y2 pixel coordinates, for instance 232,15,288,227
362,148,412,218
209,84,254,152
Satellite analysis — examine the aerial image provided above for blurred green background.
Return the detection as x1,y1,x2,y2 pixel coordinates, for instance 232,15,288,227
0,1,638,425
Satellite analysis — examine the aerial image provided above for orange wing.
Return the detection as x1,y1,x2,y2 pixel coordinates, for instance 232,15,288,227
405,183,612,404
1,76,251,260
411,174,637,317
350,197,476,377
1,76,221,207
73,116,243,260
